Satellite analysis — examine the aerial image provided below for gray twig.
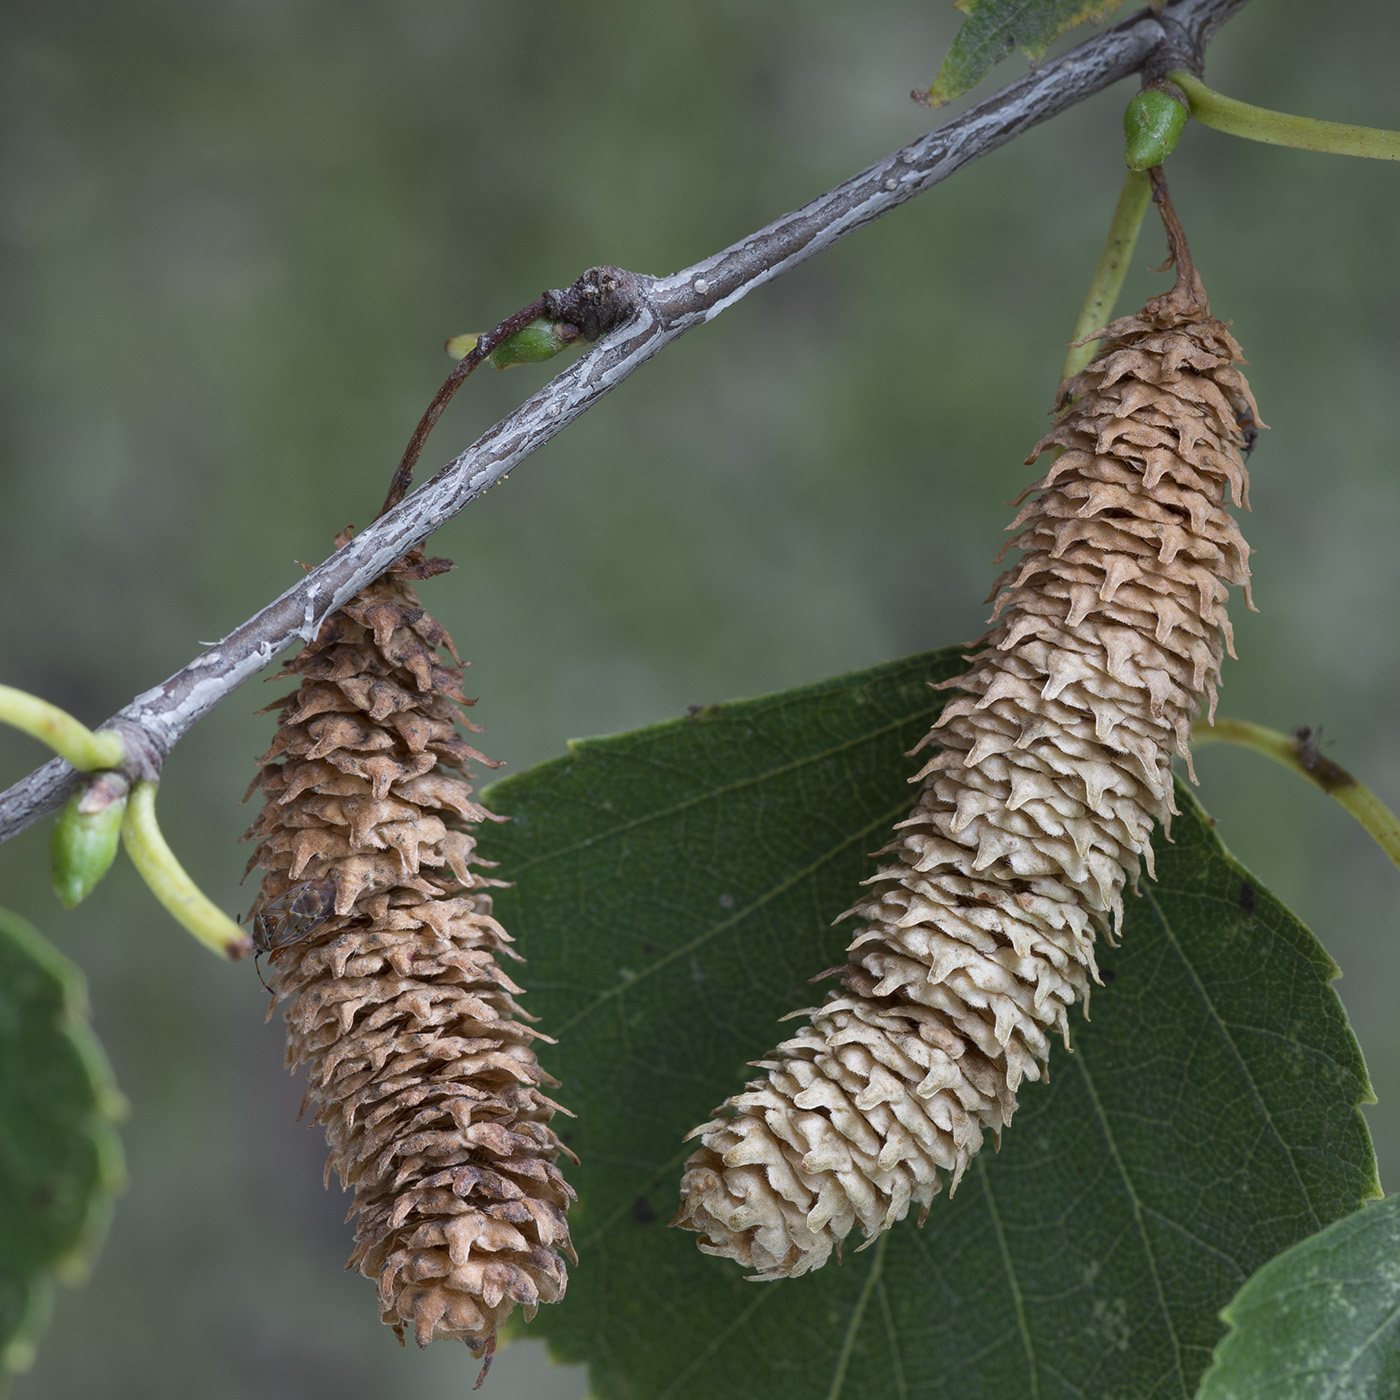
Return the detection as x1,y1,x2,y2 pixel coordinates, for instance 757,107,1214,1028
0,0,1249,843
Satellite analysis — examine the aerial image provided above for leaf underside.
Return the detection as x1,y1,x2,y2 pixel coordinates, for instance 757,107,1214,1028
1196,1193,1400,1400
923,0,1127,107
0,908,125,1387
480,647,1378,1400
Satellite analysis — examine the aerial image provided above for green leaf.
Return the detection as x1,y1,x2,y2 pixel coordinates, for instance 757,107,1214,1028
479,648,1378,1400
922,0,1128,108
0,908,125,1387
1195,1195,1400,1400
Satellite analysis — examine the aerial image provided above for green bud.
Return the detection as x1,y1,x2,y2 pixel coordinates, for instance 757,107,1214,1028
444,318,578,370
444,331,480,359
1124,87,1189,171
50,776,128,908
488,317,580,369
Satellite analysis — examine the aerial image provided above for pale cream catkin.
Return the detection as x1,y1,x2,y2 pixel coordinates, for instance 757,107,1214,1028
674,190,1262,1280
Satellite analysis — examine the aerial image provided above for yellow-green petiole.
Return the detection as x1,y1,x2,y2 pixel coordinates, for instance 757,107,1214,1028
0,684,125,772
1194,718,1400,873
120,780,252,959
1060,168,1153,388
1168,71,1400,161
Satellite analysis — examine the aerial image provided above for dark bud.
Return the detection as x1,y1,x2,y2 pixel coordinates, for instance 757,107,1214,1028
541,266,639,343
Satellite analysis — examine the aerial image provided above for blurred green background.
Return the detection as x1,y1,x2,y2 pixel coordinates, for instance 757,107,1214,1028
1,2,1396,1396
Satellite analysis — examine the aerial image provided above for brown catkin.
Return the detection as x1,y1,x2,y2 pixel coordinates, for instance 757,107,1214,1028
244,539,575,1356
673,189,1263,1280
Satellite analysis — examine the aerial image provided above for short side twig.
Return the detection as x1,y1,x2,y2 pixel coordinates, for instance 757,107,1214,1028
378,265,641,517
379,297,551,518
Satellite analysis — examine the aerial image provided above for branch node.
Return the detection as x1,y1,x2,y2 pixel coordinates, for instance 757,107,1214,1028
104,720,165,784
542,265,641,343
1142,15,1202,86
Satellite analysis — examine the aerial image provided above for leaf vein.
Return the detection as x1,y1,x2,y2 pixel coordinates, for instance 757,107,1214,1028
552,798,910,1035
654,1286,780,1400
824,1232,888,1400
875,1271,909,1400
1075,1057,1189,1397
496,701,939,876
978,1155,1040,1399
1141,885,1321,1232
1320,1295,1400,1399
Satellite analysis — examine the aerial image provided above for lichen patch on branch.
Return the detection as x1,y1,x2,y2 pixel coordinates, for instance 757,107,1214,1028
673,182,1263,1280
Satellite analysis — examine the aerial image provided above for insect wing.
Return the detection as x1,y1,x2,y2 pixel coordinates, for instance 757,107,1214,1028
251,878,337,953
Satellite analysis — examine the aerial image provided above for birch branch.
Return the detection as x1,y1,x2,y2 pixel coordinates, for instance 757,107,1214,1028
0,0,1249,843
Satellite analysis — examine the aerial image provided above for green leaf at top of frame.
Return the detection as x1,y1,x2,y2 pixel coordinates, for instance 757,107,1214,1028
0,908,126,1390
478,646,1379,1400
1195,1193,1400,1400
921,0,1128,107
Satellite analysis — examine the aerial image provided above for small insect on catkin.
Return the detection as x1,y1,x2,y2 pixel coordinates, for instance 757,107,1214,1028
673,177,1263,1280
244,537,575,1364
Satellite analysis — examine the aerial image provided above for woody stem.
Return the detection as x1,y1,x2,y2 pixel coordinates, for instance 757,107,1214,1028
0,0,1256,846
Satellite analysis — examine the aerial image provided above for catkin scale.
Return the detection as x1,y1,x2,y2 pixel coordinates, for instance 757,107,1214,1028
244,540,575,1357
674,189,1262,1280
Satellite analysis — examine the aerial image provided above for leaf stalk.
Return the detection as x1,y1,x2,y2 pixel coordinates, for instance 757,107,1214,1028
1193,718,1400,872
1168,70,1400,160
0,685,126,773
119,781,252,960
1060,168,1153,387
